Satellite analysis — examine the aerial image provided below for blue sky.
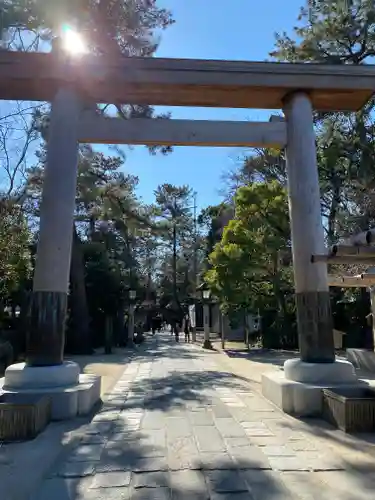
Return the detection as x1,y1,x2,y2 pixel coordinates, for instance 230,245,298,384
105,0,303,210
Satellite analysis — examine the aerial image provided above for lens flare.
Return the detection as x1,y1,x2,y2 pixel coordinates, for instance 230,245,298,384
61,24,87,55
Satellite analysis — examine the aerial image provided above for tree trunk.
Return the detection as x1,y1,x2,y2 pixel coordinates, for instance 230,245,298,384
327,184,341,246
203,304,212,348
272,252,288,319
104,315,112,354
358,211,372,337
272,252,294,347
68,224,92,354
172,222,178,305
89,216,96,239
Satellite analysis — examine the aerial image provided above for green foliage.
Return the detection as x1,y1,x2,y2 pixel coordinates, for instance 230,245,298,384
6,0,375,353
0,1,178,353
207,182,292,317
154,184,193,221
213,0,375,345
0,0,174,54
271,0,375,243
0,200,31,299
222,149,286,200
153,183,198,307
271,0,375,64
84,241,126,316
198,203,231,260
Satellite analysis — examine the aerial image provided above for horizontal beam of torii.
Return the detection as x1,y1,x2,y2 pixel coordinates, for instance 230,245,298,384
328,274,375,288
0,51,374,110
311,244,375,264
312,254,375,264
77,114,287,147
312,238,375,287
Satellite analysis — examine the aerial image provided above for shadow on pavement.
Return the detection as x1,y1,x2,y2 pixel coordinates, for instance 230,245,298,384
30,333,295,499
278,413,375,459
223,348,299,368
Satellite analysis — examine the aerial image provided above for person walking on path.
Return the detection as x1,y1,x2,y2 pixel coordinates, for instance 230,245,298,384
183,313,190,343
174,320,180,342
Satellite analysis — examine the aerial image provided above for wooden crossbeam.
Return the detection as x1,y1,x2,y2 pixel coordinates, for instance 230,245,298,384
331,244,375,257
77,115,287,147
0,51,374,110
361,273,375,280
328,275,375,287
328,276,363,287
312,254,375,264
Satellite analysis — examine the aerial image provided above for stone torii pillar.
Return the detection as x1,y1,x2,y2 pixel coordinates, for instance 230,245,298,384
0,82,102,419
26,86,80,366
1,43,101,420
282,92,355,384
283,92,335,364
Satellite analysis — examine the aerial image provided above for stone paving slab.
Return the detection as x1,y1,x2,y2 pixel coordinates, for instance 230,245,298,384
166,417,192,439
68,445,105,462
242,469,293,500
214,417,248,438
199,453,237,471
170,470,208,499
188,410,216,426
204,469,248,493
57,462,96,478
90,471,131,489
133,470,170,488
80,435,108,446
210,494,251,500
29,332,375,500
193,426,226,453
30,477,92,500
131,487,171,500
85,487,131,499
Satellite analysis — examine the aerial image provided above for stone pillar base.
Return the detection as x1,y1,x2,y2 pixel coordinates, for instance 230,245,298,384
1,362,101,420
262,358,361,416
4,361,80,390
284,358,357,384
202,339,213,350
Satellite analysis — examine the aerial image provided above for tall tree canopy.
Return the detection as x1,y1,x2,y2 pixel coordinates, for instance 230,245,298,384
207,181,291,314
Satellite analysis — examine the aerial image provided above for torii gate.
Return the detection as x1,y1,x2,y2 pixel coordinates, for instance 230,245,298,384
1,47,375,417
316,235,375,353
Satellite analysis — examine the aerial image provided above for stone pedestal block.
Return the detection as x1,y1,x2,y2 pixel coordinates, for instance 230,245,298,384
284,358,356,384
262,358,360,417
0,362,101,420
4,361,80,390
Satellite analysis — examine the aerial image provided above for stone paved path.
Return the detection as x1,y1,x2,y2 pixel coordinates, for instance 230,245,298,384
30,333,375,500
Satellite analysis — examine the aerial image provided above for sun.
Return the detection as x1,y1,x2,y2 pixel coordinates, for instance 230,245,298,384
61,25,87,55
